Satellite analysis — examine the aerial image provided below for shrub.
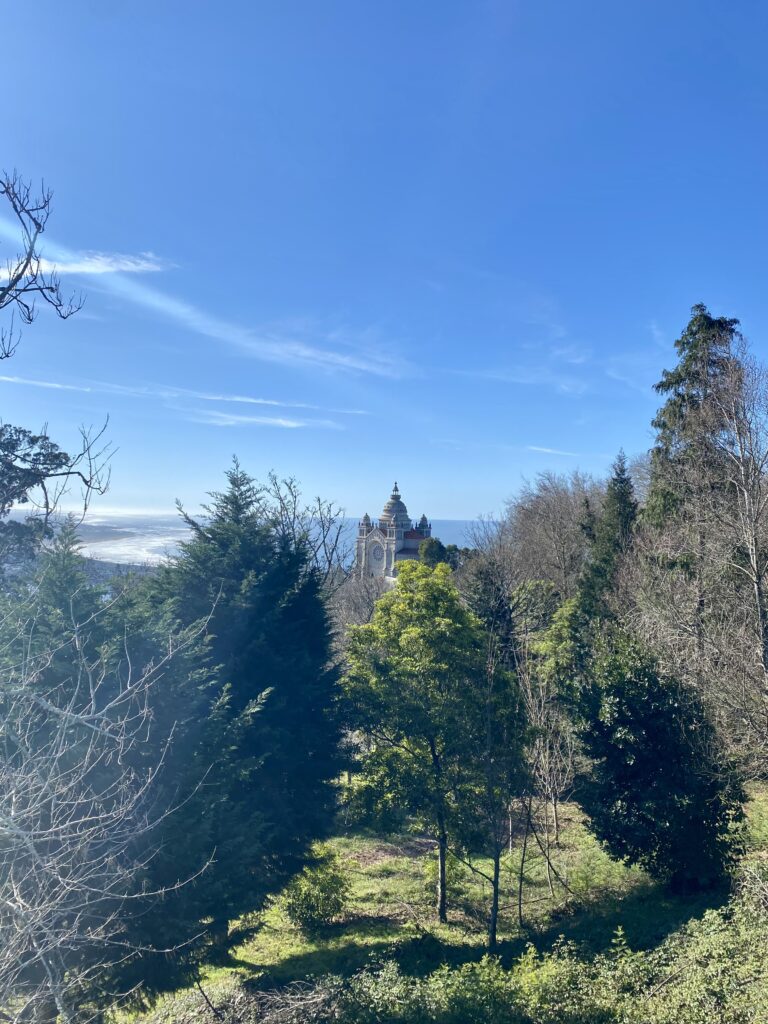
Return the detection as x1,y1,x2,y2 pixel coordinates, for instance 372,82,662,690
577,633,745,892
281,851,350,930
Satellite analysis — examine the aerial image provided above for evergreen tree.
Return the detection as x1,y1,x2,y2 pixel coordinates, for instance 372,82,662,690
0,519,107,700
536,451,741,892
578,451,637,620
577,631,744,892
419,537,471,571
647,302,740,523
127,461,343,979
644,304,744,694
419,536,449,567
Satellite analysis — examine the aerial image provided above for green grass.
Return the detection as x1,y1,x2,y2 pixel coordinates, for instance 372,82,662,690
133,792,768,1020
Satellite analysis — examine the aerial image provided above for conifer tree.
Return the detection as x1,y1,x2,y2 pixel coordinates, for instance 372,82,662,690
577,632,744,892
643,304,744,695
537,450,741,891
578,451,637,620
129,461,343,976
647,302,740,523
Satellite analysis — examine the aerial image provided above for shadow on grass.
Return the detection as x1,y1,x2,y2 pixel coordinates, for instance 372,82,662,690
232,878,730,990
524,877,729,957
225,916,409,986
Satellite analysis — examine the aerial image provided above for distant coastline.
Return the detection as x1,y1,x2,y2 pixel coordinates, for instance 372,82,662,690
73,514,479,565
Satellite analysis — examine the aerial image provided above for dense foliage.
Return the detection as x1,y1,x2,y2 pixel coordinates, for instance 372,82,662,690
577,633,744,891
120,463,344,992
281,849,350,930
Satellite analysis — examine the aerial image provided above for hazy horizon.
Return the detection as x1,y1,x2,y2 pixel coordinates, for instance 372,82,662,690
70,510,477,565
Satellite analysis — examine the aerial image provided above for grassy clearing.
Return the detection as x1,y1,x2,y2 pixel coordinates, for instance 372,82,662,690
133,792,768,1020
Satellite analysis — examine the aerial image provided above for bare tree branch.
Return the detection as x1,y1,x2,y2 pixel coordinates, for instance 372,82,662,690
0,171,83,360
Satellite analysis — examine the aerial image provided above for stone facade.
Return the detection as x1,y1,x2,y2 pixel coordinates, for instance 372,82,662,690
356,482,432,578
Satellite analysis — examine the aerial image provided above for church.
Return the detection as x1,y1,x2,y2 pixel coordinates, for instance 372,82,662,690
356,483,432,578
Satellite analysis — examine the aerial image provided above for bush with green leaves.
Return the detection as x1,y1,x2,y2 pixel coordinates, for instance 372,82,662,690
577,632,745,892
281,851,350,930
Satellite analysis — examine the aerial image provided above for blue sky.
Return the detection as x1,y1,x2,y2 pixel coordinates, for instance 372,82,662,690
3,0,768,518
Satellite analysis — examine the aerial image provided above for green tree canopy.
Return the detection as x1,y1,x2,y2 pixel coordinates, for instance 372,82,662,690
647,302,741,523
345,561,525,942
578,451,637,620
577,631,744,892
120,462,343,990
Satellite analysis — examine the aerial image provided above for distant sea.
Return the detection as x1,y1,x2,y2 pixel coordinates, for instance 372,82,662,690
75,513,479,565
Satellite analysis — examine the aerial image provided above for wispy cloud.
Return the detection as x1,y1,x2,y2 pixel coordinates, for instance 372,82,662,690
0,218,407,377
37,252,163,276
110,284,405,376
0,374,93,393
527,445,580,456
0,250,165,280
430,437,584,458
453,365,589,395
190,410,342,429
551,343,591,365
173,387,366,415
0,373,367,416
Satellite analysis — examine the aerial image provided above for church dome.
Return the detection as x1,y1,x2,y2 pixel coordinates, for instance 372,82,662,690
380,482,411,527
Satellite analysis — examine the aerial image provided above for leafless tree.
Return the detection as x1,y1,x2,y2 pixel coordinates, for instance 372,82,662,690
0,590,206,1023
0,172,110,563
0,421,112,553
618,344,768,774
458,518,576,916
502,471,604,601
224,470,351,588
0,171,82,360
329,572,388,639
707,347,768,688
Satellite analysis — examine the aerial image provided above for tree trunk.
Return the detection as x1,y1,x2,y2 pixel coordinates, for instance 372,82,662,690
694,525,706,686
517,798,531,932
552,794,561,847
427,737,448,924
209,917,230,961
542,800,555,898
436,828,448,924
753,574,768,673
488,848,501,950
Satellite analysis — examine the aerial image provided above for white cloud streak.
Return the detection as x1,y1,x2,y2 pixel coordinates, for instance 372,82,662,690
37,252,164,276
0,373,367,416
0,374,92,392
106,278,403,376
0,218,406,377
527,445,580,456
0,250,165,280
190,410,342,429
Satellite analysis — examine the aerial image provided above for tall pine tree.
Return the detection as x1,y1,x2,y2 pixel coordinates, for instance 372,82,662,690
578,450,637,620
647,302,740,523
127,462,343,984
